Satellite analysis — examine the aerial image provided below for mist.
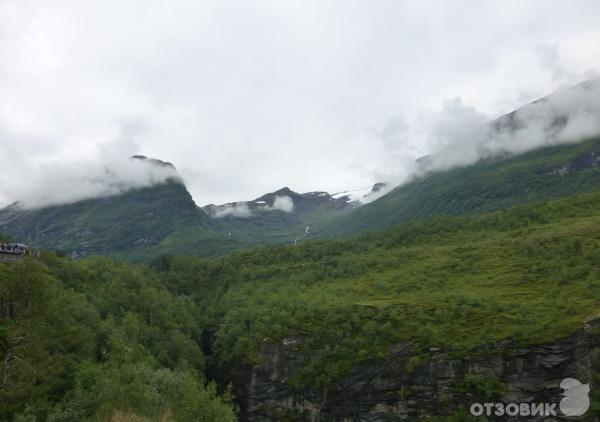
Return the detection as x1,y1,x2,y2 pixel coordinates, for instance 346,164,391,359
1,1,600,208
267,196,295,213
213,203,253,218
418,78,600,174
1,149,180,210
211,195,295,219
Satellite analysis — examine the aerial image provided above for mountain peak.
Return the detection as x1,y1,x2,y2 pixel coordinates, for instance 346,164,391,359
272,187,297,196
130,155,176,170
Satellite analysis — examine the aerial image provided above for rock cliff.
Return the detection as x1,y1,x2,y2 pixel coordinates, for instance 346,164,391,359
219,317,600,421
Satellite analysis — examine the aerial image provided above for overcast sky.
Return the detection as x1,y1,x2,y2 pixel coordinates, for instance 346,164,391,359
1,0,600,208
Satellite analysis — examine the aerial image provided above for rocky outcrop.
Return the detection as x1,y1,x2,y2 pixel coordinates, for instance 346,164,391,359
221,317,600,421
550,151,600,176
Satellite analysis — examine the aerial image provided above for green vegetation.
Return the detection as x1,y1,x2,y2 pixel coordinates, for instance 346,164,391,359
0,180,353,262
2,172,600,419
421,410,487,421
318,136,600,238
0,181,222,261
0,255,234,421
454,374,507,400
155,189,600,387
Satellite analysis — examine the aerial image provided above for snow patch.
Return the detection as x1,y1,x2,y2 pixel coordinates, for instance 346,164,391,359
332,184,391,204
332,186,373,203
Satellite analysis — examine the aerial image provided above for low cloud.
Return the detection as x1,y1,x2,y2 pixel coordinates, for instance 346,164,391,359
369,44,600,188
1,3,600,206
213,203,252,218
421,79,600,174
418,98,490,171
209,195,294,219
1,137,180,210
374,76,600,187
266,195,294,213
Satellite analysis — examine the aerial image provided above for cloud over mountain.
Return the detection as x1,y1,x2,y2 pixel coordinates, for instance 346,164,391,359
3,147,180,210
420,78,600,173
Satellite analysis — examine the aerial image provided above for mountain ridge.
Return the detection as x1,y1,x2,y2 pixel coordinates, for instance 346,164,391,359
2,80,600,260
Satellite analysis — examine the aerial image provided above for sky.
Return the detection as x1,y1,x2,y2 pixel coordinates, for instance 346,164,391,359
1,0,600,208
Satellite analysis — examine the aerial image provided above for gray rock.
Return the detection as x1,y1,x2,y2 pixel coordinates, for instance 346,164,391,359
219,317,600,421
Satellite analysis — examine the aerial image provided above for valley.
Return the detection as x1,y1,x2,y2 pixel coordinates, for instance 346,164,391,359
1,81,600,421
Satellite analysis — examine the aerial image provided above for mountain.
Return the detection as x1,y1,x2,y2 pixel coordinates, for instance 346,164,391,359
158,188,600,420
0,177,213,259
0,154,386,259
329,182,390,204
202,185,382,245
0,155,237,260
2,81,599,260
3,135,599,260
3,82,600,420
6,184,600,421
318,136,600,238
317,80,600,238
124,185,376,259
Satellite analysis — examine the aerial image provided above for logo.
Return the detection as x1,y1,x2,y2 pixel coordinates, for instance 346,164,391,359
559,378,590,416
469,377,590,418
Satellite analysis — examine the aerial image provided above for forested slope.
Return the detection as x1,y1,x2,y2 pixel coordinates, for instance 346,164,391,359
0,254,235,421
152,189,600,415
2,187,600,420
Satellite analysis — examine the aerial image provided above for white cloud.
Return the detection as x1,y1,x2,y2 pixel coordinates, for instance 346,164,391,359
535,44,577,85
0,122,181,209
269,195,294,213
399,78,600,176
213,203,253,218
209,194,294,218
7,157,179,211
1,1,600,208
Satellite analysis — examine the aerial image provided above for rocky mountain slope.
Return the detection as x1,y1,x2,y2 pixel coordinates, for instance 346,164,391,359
203,185,386,246
222,318,600,421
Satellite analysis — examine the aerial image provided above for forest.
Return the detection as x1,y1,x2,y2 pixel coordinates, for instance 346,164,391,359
2,188,600,420
0,251,235,421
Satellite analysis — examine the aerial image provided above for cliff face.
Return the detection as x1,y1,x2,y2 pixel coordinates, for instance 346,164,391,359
221,317,600,421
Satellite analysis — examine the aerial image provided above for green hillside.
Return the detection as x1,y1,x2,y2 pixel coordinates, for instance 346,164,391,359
317,136,600,238
110,187,357,261
0,182,357,261
0,180,218,259
157,188,600,390
2,188,600,419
